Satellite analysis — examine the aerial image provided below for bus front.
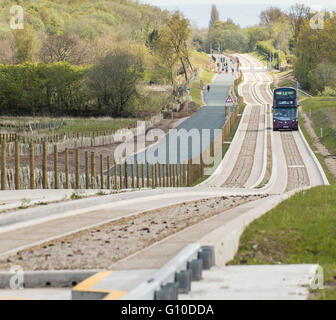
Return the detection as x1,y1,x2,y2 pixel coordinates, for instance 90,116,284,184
273,87,299,131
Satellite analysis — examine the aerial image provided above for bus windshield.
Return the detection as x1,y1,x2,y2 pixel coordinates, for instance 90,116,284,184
274,88,296,99
274,107,298,121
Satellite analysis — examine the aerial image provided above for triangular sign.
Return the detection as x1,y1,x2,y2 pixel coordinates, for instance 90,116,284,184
225,96,233,103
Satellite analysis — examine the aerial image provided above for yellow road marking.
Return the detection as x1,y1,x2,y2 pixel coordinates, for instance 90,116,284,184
72,270,127,300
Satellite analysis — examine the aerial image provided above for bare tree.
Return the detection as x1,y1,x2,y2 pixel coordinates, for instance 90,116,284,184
209,4,220,29
288,4,311,43
260,7,284,25
39,33,89,65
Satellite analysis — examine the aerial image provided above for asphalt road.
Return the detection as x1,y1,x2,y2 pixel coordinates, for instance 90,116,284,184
121,72,236,176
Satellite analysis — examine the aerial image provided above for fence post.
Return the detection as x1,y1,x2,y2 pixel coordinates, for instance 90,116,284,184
151,164,155,188
132,162,135,189
65,148,70,189
154,163,158,188
43,141,47,189
76,149,80,189
119,159,123,189
54,145,59,189
163,164,166,188
15,140,20,190
136,162,140,189
159,164,162,188
176,164,179,187
91,152,96,189
30,142,35,190
142,163,145,188
107,156,111,190
1,139,6,190
114,160,118,190
125,161,128,189
100,154,104,189
146,163,150,188
187,159,192,186
85,151,89,189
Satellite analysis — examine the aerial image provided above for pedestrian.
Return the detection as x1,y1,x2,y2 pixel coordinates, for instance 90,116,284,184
207,85,210,92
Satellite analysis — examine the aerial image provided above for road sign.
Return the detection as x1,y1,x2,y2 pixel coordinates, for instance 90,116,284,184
225,96,234,104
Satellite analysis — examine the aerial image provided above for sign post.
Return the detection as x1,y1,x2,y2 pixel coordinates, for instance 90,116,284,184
225,95,234,116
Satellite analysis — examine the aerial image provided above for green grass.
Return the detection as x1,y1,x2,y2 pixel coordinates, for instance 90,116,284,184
250,51,268,66
301,97,336,156
229,186,336,300
0,116,139,135
299,114,335,185
190,68,214,106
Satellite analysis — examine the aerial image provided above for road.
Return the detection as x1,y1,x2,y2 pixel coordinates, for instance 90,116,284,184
0,54,328,300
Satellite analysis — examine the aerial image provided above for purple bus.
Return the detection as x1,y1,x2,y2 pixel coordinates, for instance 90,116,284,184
273,87,299,131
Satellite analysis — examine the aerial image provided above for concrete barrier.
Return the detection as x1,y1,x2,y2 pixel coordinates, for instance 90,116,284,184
122,244,215,300
0,270,99,289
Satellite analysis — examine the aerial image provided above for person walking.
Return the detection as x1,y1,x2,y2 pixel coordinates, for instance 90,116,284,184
207,85,210,92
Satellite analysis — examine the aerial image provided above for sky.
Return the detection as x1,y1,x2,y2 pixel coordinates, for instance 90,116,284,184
141,0,336,28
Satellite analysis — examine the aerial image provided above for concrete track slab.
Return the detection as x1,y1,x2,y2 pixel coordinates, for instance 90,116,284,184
179,264,318,300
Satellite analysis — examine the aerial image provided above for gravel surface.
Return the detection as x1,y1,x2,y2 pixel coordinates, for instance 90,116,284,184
281,132,310,191
0,194,267,271
223,105,261,187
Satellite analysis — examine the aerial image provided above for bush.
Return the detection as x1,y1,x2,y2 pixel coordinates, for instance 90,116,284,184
256,40,286,66
0,63,86,116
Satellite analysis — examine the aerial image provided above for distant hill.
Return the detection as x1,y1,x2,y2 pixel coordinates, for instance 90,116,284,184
0,0,167,40
0,0,169,64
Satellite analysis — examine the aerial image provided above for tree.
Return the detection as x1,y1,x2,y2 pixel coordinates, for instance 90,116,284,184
294,12,336,93
209,4,220,29
12,24,37,63
260,7,284,25
86,48,144,117
288,4,311,45
39,32,90,65
155,12,192,84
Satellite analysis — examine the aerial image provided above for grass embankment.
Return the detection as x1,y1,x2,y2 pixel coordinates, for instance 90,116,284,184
229,186,336,300
250,51,268,66
189,51,214,106
300,97,336,156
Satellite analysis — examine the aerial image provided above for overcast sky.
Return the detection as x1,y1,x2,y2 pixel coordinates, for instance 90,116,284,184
141,0,335,28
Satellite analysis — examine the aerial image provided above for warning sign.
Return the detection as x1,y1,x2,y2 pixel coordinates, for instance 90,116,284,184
225,95,234,105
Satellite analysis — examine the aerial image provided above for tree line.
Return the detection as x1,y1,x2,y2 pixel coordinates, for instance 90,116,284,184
0,5,193,118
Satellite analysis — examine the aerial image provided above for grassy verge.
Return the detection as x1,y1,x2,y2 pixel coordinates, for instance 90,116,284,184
300,97,336,156
299,114,335,185
190,68,214,106
229,185,336,300
250,51,268,66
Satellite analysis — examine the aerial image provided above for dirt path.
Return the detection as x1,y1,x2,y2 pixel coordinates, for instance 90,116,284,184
300,110,336,181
